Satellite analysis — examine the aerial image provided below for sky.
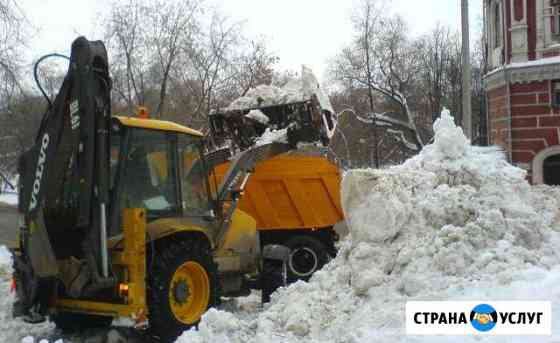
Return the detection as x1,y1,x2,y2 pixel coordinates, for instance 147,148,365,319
19,0,483,82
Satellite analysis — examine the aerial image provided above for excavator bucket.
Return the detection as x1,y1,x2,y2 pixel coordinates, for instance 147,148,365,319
208,66,336,152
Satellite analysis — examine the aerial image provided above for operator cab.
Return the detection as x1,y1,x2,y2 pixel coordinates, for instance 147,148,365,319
110,116,213,227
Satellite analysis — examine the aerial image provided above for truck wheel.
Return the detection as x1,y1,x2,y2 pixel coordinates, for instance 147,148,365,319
51,312,113,333
147,237,219,341
285,236,329,281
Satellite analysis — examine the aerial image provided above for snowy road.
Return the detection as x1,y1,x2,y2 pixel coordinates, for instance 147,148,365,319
0,205,17,246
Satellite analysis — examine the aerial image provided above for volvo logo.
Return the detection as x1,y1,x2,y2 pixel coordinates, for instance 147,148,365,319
29,133,50,211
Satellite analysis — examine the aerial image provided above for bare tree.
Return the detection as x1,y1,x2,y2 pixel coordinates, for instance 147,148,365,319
147,0,200,117
102,1,276,127
171,12,277,128
104,0,147,112
103,0,201,117
0,0,29,182
228,39,277,97
415,25,454,120
330,0,423,168
471,30,488,145
0,0,27,107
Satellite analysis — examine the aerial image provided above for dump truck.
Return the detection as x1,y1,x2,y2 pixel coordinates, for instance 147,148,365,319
214,153,343,281
12,37,338,342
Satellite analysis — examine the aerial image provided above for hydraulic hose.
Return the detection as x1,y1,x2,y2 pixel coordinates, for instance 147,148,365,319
33,53,70,108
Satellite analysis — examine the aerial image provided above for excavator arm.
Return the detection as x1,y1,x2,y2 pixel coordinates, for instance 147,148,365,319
15,37,113,318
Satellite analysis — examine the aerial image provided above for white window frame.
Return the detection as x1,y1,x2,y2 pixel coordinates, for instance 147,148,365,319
532,145,560,184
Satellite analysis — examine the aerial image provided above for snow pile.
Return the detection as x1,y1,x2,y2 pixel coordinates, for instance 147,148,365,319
255,128,288,146
226,66,333,113
178,109,560,343
0,246,55,342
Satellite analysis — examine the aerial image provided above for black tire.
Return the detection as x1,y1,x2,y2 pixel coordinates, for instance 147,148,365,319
50,312,113,334
147,236,220,342
261,259,285,303
285,235,330,282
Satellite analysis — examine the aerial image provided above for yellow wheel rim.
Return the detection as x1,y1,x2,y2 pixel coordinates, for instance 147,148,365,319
168,261,210,324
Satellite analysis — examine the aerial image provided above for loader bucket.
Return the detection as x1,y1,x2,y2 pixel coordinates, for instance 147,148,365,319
209,95,336,151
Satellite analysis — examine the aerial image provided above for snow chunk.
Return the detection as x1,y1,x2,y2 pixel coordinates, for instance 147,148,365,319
226,65,333,114
227,85,286,110
255,128,288,146
245,109,269,125
432,108,469,159
284,65,334,114
177,309,247,343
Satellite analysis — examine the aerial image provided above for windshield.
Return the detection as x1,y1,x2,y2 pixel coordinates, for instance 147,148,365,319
121,129,180,218
179,136,210,216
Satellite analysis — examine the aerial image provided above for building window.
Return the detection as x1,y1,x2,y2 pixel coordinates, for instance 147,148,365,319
494,2,503,47
544,154,560,185
553,81,560,107
553,1,560,36
532,146,560,184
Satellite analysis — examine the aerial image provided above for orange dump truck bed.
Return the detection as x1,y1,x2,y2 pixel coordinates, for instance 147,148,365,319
214,154,343,230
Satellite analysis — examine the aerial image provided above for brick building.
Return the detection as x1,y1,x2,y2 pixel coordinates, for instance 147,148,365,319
484,0,560,184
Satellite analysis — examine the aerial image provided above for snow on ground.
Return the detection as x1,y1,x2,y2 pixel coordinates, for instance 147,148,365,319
177,109,560,343
226,66,333,113
0,192,18,206
0,246,55,342
1,174,18,206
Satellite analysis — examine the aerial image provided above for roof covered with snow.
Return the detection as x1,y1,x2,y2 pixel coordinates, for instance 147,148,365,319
484,56,560,89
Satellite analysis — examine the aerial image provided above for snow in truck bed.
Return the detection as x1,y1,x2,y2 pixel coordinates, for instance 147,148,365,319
226,65,334,114
178,109,560,343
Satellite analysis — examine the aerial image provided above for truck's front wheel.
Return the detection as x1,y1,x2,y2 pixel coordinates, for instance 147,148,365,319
147,237,219,341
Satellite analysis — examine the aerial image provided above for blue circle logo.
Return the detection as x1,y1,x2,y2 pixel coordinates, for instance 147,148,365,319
470,304,497,332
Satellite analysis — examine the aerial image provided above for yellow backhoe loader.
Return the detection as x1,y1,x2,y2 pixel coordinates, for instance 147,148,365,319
11,37,338,341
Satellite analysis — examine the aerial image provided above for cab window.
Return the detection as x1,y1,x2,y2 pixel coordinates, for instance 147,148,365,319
121,129,180,218
179,136,210,216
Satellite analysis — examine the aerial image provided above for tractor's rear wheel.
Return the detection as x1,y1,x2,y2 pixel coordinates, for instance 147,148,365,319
285,235,330,282
147,236,219,341
50,312,113,334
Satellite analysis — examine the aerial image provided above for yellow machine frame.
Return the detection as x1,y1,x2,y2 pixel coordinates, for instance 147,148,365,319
43,115,336,326
53,209,148,320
